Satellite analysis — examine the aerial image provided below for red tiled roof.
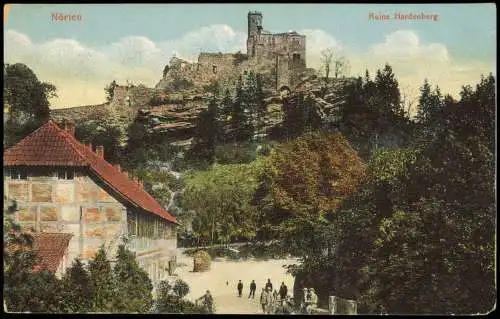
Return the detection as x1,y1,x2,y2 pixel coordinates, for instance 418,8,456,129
3,120,89,166
3,120,177,224
32,232,73,273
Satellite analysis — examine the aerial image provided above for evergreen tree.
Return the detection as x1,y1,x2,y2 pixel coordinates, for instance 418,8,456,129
374,64,402,116
244,71,258,138
113,244,154,313
219,89,233,122
88,246,116,312
254,73,267,138
61,259,93,313
217,89,233,144
230,76,252,142
188,83,219,164
417,79,443,124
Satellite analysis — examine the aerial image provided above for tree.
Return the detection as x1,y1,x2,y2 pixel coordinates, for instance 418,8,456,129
4,63,57,148
320,48,334,81
75,121,124,164
374,64,403,116
334,56,349,79
254,73,267,138
4,201,65,313
188,82,219,164
416,79,443,124
113,244,153,313
254,131,366,254
181,160,265,247
320,48,349,81
230,76,253,142
4,63,56,119
339,64,411,159
217,89,233,143
88,246,116,312
297,74,495,314
153,280,209,314
60,259,93,313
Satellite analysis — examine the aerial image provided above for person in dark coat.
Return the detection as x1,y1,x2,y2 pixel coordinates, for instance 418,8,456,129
237,280,243,297
265,278,273,291
248,280,257,298
279,282,288,300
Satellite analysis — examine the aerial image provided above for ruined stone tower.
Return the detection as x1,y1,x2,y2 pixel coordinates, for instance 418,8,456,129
246,11,307,91
156,12,308,93
247,11,263,37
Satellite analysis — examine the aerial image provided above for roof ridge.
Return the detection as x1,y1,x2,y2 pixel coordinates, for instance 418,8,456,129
54,121,91,166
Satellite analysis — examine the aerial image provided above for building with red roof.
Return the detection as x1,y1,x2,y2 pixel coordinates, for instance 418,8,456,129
32,232,73,276
4,120,178,282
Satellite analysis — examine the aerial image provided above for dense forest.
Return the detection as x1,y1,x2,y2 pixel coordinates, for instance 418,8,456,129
3,62,496,314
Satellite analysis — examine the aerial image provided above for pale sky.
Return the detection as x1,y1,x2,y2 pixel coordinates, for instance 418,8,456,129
4,3,496,110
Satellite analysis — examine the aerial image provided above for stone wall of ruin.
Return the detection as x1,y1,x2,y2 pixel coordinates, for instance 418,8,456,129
50,103,112,123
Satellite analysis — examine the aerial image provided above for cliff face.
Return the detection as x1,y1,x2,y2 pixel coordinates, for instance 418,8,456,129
50,75,353,148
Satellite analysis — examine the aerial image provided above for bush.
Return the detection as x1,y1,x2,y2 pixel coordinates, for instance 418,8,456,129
237,242,289,260
214,142,258,164
173,279,190,298
154,280,209,314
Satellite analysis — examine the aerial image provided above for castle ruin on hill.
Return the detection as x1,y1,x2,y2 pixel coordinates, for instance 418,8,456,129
156,11,312,93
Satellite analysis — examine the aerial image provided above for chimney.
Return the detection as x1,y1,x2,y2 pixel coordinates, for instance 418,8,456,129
86,142,93,151
65,121,76,136
114,163,121,172
123,171,128,178
96,145,104,158
138,180,144,188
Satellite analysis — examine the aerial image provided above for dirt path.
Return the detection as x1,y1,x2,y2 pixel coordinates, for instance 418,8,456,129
175,252,298,314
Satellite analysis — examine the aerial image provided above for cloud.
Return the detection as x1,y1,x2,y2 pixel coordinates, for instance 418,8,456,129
348,30,494,115
370,30,450,63
4,27,494,113
299,29,341,68
4,26,246,108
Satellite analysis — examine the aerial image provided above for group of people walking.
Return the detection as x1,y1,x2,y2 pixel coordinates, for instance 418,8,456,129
259,279,291,314
198,281,318,314
236,278,290,314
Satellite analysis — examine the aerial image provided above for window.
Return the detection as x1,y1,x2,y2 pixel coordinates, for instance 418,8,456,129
9,167,28,180
58,169,74,180
212,65,217,74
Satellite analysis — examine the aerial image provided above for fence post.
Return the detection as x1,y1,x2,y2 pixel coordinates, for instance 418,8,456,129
346,299,357,315
329,296,336,314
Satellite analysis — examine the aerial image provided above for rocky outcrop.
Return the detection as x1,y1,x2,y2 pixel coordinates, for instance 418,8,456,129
50,75,352,149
